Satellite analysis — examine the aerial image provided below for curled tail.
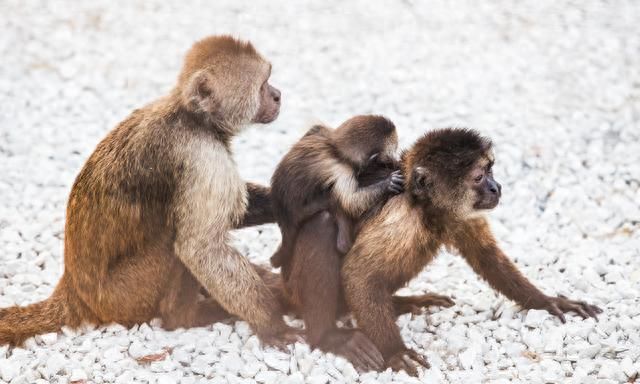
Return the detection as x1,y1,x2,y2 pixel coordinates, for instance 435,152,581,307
0,285,69,346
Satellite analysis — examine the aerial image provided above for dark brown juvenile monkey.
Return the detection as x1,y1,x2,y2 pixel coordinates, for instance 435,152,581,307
0,35,298,347
270,115,405,270
342,128,602,376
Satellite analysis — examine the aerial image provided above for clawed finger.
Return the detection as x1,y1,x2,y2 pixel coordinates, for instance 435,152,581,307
399,356,418,377
436,297,455,307
571,304,590,319
407,350,430,368
584,305,599,319
549,303,566,323
348,351,374,373
355,338,384,370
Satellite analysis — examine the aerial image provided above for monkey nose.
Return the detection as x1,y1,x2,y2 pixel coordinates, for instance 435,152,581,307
271,88,281,103
489,181,500,195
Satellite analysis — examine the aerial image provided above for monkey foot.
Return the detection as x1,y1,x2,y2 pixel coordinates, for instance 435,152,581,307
386,349,430,377
332,331,384,372
257,326,304,350
539,295,603,323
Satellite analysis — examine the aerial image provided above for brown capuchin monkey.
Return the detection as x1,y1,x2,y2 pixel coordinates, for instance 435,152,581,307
341,128,603,375
0,35,301,347
270,115,405,271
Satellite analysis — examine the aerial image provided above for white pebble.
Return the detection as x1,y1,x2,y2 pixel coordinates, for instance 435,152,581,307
0,359,20,382
70,368,88,382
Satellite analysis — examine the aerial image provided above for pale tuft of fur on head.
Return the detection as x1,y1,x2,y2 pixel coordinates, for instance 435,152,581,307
177,35,269,130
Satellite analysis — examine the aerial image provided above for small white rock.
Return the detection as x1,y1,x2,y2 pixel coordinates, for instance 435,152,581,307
0,359,20,382
156,374,178,384
254,370,280,384
524,309,549,327
70,368,88,382
38,332,58,345
44,352,67,377
263,353,290,373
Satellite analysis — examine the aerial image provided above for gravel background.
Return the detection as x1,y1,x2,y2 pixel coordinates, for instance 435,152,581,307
1,1,639,383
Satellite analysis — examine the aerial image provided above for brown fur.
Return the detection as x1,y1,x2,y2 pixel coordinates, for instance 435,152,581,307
0,35,294,346
270,115,401,270
272,156,452,371
341,128,602,376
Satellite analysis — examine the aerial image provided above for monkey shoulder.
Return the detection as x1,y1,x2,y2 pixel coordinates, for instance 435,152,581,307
172,134,247,224
273,134,337,191
359,196,426,253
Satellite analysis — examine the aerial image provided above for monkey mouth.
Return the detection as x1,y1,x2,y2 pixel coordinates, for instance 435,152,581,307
266,108,280,122
474,198,499,210
252,108,280,124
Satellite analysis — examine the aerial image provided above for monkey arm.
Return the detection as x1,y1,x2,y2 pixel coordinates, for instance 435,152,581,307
451,218,550,308
235,182,275,228
453,217,602,322
172,154,296,344
333,174,389,217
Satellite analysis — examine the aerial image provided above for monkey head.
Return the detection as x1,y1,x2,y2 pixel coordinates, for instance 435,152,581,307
332,115,399,170
177,35,281,128
404,128,501,217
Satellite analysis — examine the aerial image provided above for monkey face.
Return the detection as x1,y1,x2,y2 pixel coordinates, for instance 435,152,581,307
251,78,281,124
468,158,501,210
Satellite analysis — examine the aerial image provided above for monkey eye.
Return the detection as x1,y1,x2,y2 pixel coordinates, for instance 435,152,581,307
474,174,484,183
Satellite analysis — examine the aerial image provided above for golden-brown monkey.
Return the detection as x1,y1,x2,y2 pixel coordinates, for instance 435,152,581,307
0,35,299,347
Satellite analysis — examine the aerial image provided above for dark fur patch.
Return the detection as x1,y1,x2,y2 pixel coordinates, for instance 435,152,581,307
406,128,492,184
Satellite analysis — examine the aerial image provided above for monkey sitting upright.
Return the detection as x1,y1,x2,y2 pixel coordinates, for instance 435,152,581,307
0,36,299,347
341,128,603,376
270,115,405,270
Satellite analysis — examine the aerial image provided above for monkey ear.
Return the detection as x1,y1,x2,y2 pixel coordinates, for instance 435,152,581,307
412,166,433,197
182,70,220,114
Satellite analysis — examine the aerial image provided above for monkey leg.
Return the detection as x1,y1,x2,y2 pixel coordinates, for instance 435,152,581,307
158,264,233,330
286,212,341,344
271,197,331,268
392,293,455,316
335,209,354,254
178,235,300,348
251,264,294,314
68,243,178,327
285,211,383,371
343,257,428,375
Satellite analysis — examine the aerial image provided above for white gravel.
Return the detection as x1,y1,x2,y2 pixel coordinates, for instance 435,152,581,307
1,0,639,383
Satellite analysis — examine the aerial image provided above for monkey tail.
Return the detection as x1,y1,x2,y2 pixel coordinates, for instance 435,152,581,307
0,282,70,346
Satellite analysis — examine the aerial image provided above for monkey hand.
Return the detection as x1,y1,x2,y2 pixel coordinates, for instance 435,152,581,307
386,349,430,377
397,293,455,316
539,295,603,323
385,170,405,195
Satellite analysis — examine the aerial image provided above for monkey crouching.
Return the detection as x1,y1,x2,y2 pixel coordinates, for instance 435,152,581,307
341,128,602,376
